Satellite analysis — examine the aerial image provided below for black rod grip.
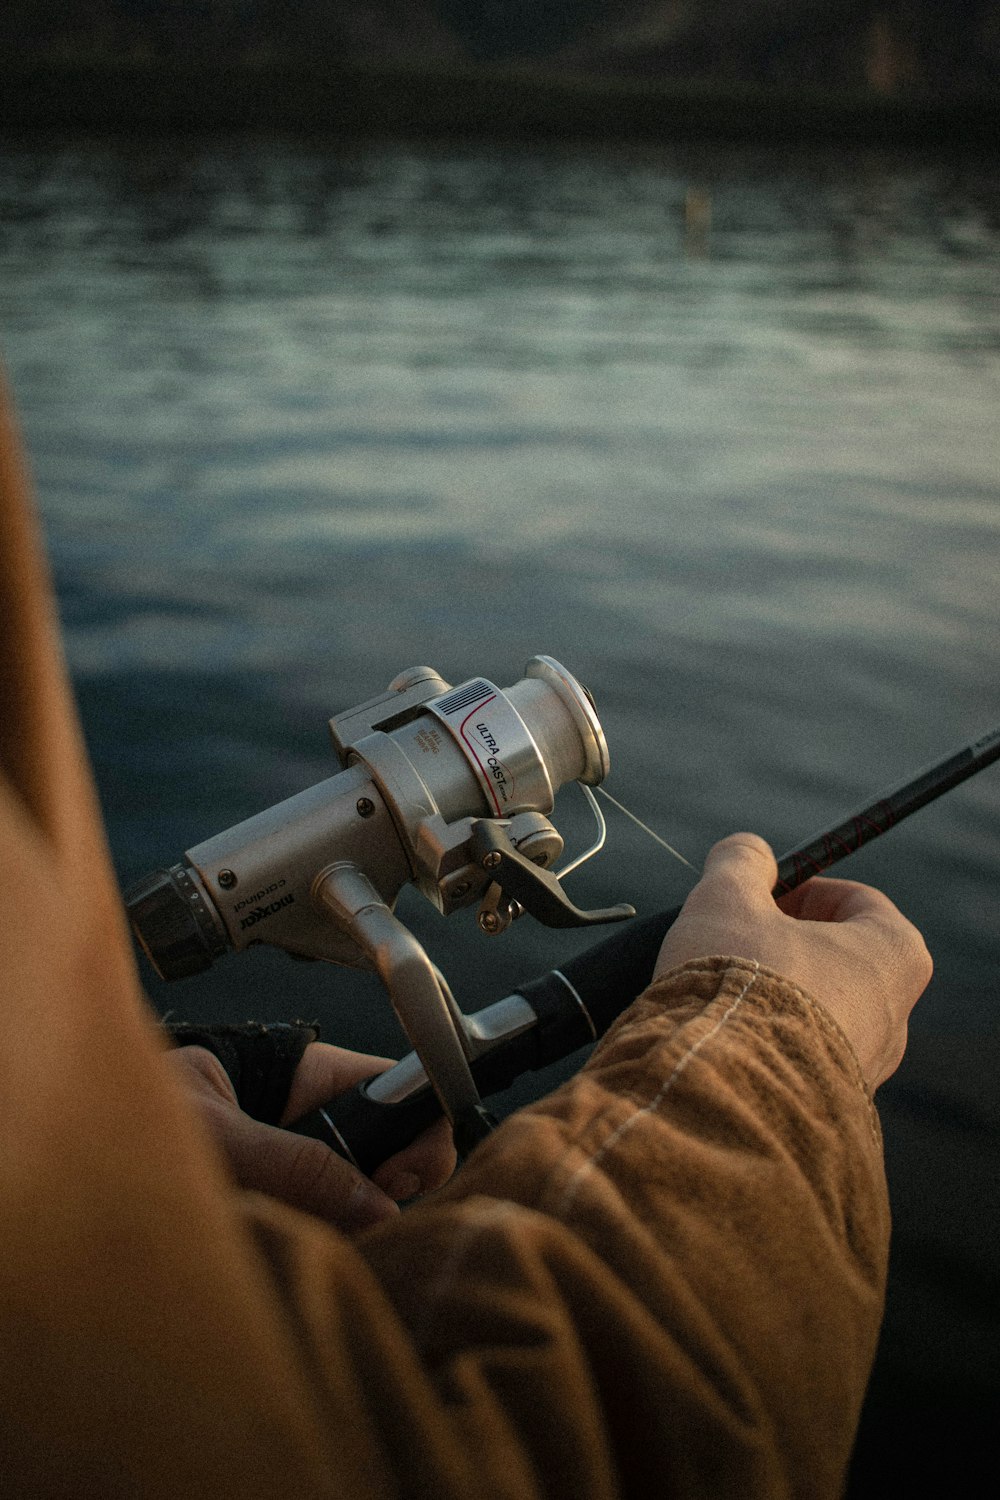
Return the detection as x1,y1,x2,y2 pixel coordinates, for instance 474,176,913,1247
538,907,683,1045
291,1009,562,1176
291,905,685,1174
293,1086,445,1178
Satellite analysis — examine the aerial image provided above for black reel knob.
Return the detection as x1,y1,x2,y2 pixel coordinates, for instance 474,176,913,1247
126,864,227,980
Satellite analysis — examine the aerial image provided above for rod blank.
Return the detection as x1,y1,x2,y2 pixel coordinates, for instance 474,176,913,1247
774,726,1000,894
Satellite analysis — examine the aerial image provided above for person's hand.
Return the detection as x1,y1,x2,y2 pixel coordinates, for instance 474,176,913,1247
654,833,933,1090
168,1041,457,1232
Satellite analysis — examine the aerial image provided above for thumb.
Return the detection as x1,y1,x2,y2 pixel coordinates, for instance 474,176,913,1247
222,1107,400,1232
695,832,778,912
653,832,778,980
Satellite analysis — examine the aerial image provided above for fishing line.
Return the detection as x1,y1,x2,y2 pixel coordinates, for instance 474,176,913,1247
595,785,697,872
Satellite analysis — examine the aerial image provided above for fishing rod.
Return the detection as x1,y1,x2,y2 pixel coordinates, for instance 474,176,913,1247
125,657,999,1170
291,724,1000,1173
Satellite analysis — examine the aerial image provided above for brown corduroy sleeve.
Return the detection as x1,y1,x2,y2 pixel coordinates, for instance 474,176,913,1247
242,957,888,1500
0,375,888,1498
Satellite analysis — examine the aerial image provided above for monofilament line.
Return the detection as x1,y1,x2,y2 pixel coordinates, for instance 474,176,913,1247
595,786,697,871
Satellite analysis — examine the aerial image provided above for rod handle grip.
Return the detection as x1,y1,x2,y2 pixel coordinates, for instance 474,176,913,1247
290,905,685,1175
292,1085,443,1178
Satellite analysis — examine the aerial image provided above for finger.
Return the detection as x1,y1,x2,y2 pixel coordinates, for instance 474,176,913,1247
166,1044,239,1104
281,1042,396,1126
703,832,778,882
776,877,902,925
223,1108,400,1231
691,833,779,913
371,1116,458,1202
653,834,778,979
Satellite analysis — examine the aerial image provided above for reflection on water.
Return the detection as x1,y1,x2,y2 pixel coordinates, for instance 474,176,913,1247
2,136,999,1467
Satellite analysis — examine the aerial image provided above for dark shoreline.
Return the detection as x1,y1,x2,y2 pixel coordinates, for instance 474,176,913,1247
2,60,997,149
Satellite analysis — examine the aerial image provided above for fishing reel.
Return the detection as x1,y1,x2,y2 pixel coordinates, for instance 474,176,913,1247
127,657,635,1152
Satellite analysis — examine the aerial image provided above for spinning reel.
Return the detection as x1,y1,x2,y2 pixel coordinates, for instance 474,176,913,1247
127,657,634,1152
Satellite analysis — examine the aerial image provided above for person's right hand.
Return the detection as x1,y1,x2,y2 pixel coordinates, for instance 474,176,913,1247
654,833,933,1090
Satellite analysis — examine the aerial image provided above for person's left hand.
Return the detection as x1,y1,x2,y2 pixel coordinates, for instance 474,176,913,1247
168,1041,457,1232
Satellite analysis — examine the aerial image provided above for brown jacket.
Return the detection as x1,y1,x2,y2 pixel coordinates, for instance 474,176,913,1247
0,379,888,1498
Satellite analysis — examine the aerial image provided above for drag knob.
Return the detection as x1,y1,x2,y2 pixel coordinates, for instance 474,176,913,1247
125,863,227,980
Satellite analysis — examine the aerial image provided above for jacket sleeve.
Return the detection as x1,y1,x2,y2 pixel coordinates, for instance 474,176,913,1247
244,957,889,1500
0,376,888,1499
